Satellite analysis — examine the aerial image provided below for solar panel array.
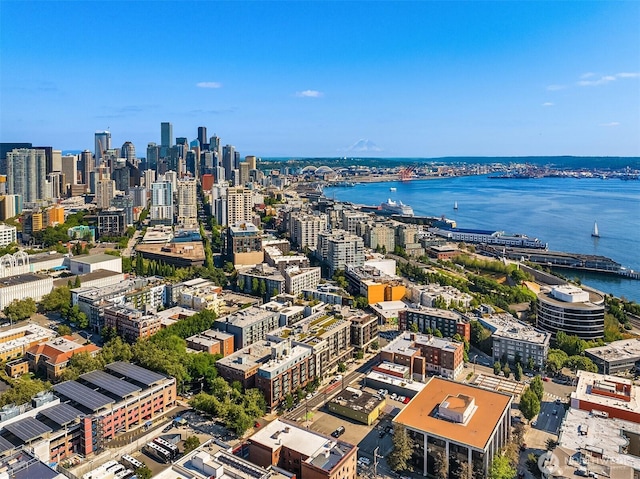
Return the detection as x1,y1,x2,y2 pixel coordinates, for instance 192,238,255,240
0,436,16,453
106,362,166,386
38,402,84,426
54,381,114,412
4,417,52,442
80,370,142,398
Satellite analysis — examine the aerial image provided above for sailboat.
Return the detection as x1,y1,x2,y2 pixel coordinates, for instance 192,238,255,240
591,221,600,238
454,201,458,210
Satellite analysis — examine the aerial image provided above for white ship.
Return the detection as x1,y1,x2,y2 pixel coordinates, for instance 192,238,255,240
380,198,414,216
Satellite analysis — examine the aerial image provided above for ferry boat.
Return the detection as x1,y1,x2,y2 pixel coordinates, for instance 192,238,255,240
380,199,414,216
390,187,397,192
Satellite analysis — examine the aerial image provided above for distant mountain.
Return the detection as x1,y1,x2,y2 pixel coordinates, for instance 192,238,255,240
344,139,383,152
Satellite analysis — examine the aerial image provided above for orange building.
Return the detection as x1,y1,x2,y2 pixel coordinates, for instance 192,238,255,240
26,336,101,381
47,205,65,226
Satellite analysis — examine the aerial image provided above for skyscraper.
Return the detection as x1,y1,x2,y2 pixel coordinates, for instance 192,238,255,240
121,141,136,163
197,126,207,148
222,145,235,181
94,131,111,166
160,122,173,159
81,150,93,187
146,143,159,171
176,178,197,226
6,148,47,203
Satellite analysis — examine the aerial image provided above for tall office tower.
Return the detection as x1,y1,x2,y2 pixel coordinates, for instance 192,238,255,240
130,186,147,208
197,126,207,148
225,187,253,226
51,150,62,173
81,150,93,186
201,151,214,176
150,180,174,225
209,135,221,157
222,145,235,181
33,146,53,175
160,122,173,150
6,148,46,203
143,169,156,188
94,130,111,166
0,142,32,175
46,172,65,199
61,155,78,188
214,166,226,184
245,155,257,171
185,150,197,178
239,162,250,186
111,160,130,192
146,142,159,171
176,178,197,226
234,151,241,170
121,141,136,163
96,178,116,209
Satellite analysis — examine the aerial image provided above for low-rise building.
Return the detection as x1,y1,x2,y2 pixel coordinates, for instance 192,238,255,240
0,324,56,362
570,371,640,424
0,273,53,309
264,246,309,273
345,265,406,304
0,223,17,246
394,377,512,478
408,283,472,310
68,253,122,275
477,313,551,368
136,241,206,268
26,336,101,381
585,338,640,375
213,307,282,350
179,279,223,313
303,284,348,306
378,332,465,380
226,222,264,266
237,265,285,299
328,387,385,425
399,306,470,342
557,408,639,478
347,310,378,352
186,329,234,357
103,305,162,343
247,419,357,479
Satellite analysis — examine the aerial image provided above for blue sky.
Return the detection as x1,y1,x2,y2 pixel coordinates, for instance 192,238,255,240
1,1,639,157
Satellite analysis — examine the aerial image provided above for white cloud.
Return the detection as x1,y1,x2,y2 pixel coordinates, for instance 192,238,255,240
600,122,620,127
577,75,616,86
542,102,554,107
546,84,566,91
580,72,595,79
617,72,640,78
196,82,223,89
295,90,323,98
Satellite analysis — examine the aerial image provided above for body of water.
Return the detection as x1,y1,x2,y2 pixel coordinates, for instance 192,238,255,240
324,175,640,302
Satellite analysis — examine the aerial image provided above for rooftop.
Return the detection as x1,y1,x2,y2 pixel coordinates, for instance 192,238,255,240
394,377,512,450
478,313,551,345
249,420,355,472
585,338,640,362
69,253,120,265
558,408,640,473
330,388,385,414
383,332,463,356
218,307,278,328
0,273,50,288
571,371,640,414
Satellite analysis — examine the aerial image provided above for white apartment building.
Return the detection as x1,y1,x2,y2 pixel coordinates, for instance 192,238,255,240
226,186,254,226
150,180,174,225
284,267,321,295
290,213,328,250
0,224,17,246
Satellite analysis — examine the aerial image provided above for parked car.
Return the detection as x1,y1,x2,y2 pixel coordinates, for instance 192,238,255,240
358,457,371,466
555,398,561,405
398,396,406,403
331,426,345,438
390,393,398,400
402,396,411,404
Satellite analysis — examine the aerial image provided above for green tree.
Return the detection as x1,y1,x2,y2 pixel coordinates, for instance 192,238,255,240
527,356,535,371
514,362,523,382
135,465,152,479
284,393,294,410
493,361,502,375
0,376,50,407
387,425,414,472
353,296,369,309
519,388,541,421
39,286,71,312
101,326,118,342
370,340,379,350
57,325,72,336
355,350,364,360
502,364,511,379
184,435,201,454
100,337,133,364
409,322,419,333
4,298,36,322
546,349,569,373
433,451,448,479
488,454,516,479
337,362,347,373
530,375,545,401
